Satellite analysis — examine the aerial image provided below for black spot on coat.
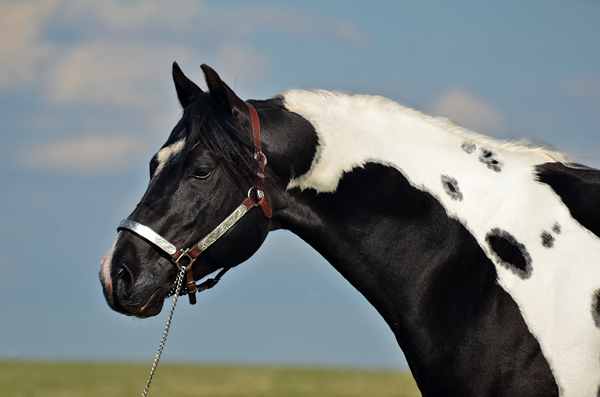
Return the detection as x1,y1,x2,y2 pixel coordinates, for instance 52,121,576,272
552,223,561,234
441,175,463,201
485,228,533,279
479,149,503,172
541,231,554,248
462,141,476,154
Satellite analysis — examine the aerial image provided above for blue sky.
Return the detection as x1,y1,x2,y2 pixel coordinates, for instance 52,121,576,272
1,0,599,370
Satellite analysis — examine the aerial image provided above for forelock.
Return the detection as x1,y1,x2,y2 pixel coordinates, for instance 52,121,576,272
185,94,258,188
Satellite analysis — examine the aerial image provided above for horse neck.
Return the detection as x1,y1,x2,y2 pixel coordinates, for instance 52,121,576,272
265,91,559,391
266,90,496,337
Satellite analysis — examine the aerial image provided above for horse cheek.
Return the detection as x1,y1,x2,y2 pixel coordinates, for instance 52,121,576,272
208,210,270,268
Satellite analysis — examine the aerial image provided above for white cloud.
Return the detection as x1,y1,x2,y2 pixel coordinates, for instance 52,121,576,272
1,0,369,104
63,0,201,32
21,135,140,174
0,0,55,89
428,87,504,134
57,0,219,39
47,40,191,107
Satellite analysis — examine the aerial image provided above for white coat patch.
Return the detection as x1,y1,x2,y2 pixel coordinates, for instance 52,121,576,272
283,89,600,396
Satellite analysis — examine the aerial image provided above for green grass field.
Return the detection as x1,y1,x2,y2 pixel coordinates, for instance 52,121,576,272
0,361,420,397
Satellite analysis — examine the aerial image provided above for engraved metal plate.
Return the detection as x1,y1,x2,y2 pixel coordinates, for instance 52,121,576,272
118,219,178,255
195,204,249,252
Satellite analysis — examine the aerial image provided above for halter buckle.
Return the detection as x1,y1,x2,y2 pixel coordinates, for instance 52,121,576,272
171,249,199,304
254,151,267,166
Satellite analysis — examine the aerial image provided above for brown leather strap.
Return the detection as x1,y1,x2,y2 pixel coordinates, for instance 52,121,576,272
241,196,257,211
258,197,272,218
246,102,270,218
186,266,197,304
171,250,182,261
246,102,261,153
186,245,202,260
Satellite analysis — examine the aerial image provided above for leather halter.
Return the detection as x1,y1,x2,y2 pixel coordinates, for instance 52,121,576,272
118,102,271,304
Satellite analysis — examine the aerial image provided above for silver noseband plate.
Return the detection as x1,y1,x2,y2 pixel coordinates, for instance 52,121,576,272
118,219,178,256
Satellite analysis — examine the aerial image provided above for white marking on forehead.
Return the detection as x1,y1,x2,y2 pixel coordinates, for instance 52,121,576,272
153,139,186,177
282,89,600,395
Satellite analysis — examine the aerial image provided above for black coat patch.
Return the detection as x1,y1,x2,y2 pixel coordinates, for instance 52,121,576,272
441,175,463,201
462,141,476,154
292,163,557,394
541,231,555,248
536,162,600,239
485,228,533,279
592,290,600,329
479,148,503,172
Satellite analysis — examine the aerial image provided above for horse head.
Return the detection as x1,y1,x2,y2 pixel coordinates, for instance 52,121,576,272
99,63,271,317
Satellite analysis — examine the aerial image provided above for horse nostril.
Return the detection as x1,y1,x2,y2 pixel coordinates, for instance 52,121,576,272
115,263,134,299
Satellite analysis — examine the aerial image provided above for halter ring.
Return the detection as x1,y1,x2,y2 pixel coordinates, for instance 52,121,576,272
172,249,196,271
254,151,267,165
247,186,265,200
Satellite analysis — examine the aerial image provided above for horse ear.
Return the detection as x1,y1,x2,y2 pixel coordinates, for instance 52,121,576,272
201,64,247,120
172,62,203,109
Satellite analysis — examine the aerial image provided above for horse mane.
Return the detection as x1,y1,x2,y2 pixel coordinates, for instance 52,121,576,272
282,89,572,165
184,88,572,190
186,93,259,188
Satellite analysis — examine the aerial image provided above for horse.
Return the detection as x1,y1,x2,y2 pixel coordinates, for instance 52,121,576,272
99,62,600,396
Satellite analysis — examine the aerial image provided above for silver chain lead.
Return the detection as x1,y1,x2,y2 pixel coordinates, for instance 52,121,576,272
141,265,187,397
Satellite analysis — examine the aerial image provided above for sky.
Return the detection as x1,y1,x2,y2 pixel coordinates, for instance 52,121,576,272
1,0,599,370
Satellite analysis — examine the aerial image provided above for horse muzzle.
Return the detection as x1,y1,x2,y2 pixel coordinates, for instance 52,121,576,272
99,239,173,318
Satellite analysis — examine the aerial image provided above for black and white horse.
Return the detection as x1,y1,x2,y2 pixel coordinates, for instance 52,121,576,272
100,63,600,396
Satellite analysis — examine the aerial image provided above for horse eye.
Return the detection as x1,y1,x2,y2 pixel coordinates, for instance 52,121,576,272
193,167,212,179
